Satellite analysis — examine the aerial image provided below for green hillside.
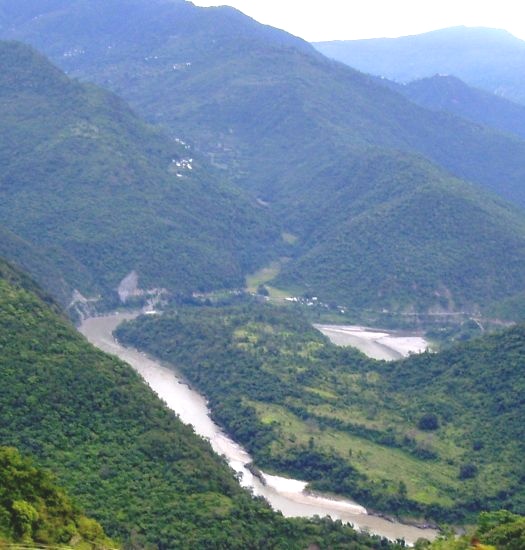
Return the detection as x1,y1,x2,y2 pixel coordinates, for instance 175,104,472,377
0,40,280,305
5,2,525,319
424,511,525,549
4,3,525,209
0,447,116,549
273,151,525,316
0,258,401,549
0,224,72,307
314,26,525,105
393,75,525,141
116,304,525,522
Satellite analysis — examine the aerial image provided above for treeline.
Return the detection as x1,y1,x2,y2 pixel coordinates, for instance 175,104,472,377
420,510,525,549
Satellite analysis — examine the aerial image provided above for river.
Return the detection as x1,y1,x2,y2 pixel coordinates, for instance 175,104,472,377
315,324,429,360
79,312,437,545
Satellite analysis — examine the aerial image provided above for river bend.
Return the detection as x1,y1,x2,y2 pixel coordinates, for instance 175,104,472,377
79,313,437,545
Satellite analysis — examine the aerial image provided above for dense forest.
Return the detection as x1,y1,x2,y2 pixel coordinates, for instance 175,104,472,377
0,446,116,548
0,258,405,549
116,304,525,522
421,510,525,549
0,40,280,306
6,1,525,318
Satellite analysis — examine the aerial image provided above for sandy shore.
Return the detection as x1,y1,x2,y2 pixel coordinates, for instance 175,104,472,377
314,324,428,360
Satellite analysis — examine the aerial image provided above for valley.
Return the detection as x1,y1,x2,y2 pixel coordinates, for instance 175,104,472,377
115,304,525,524
0,1,524,547
80,311,438,544
6,1,525,319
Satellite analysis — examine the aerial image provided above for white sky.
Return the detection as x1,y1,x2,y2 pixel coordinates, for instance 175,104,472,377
191,0,525,42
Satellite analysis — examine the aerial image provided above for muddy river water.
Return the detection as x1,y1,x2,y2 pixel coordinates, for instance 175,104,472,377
79,313,437,545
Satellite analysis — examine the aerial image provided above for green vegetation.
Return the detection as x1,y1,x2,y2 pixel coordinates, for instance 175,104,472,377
272,151,525,316
5,2,525,318
116,304,525,522
394,75,525,141
0,257,403,549
1,4,525,322
0,447,116,549
0,40,280,305
245,261,282,293
421,510,525,549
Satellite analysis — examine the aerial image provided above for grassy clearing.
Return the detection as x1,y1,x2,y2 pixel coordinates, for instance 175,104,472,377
246,261,282,291
246,259,303,302
252,401,458,507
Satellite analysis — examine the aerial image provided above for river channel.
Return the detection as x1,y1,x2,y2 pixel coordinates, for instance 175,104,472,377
79,312,438,545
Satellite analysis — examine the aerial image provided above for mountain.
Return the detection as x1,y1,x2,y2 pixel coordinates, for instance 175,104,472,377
5,3,525,317
0,224,72,307
0,447,116,548
392,75,525,140
0,40,280,306
0,257,397,549
314,26,525,105
4,4,525,209
273,151,525,316
115,303,525,521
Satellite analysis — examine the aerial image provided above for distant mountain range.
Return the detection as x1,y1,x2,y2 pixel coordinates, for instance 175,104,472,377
389,75,525,140
314,26,525,105
3,3,525,318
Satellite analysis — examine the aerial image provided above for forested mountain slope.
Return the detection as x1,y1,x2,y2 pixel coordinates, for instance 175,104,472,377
5,2,525,317
0,224,71,307
314,26,525,105
0,447,116,548
391,75,525,141
272,151,525,315
0,258,399,549
3,3,525,209
0,40,280,304
116,304,525,521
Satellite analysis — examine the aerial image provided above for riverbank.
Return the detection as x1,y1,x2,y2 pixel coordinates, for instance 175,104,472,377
79,312,438,544
315,324,429,360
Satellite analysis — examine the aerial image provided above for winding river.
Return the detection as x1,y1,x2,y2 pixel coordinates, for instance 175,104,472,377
79,312,438,545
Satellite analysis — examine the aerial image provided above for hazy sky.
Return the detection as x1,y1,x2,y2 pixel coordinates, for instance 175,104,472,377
192,0,525,42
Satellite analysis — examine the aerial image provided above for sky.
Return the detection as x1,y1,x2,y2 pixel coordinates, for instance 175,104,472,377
191,0,525,42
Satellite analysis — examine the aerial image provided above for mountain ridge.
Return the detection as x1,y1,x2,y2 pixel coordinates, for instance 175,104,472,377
0,39,281,306
4,4,525,317
389,74,525,140
314,26,525,105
